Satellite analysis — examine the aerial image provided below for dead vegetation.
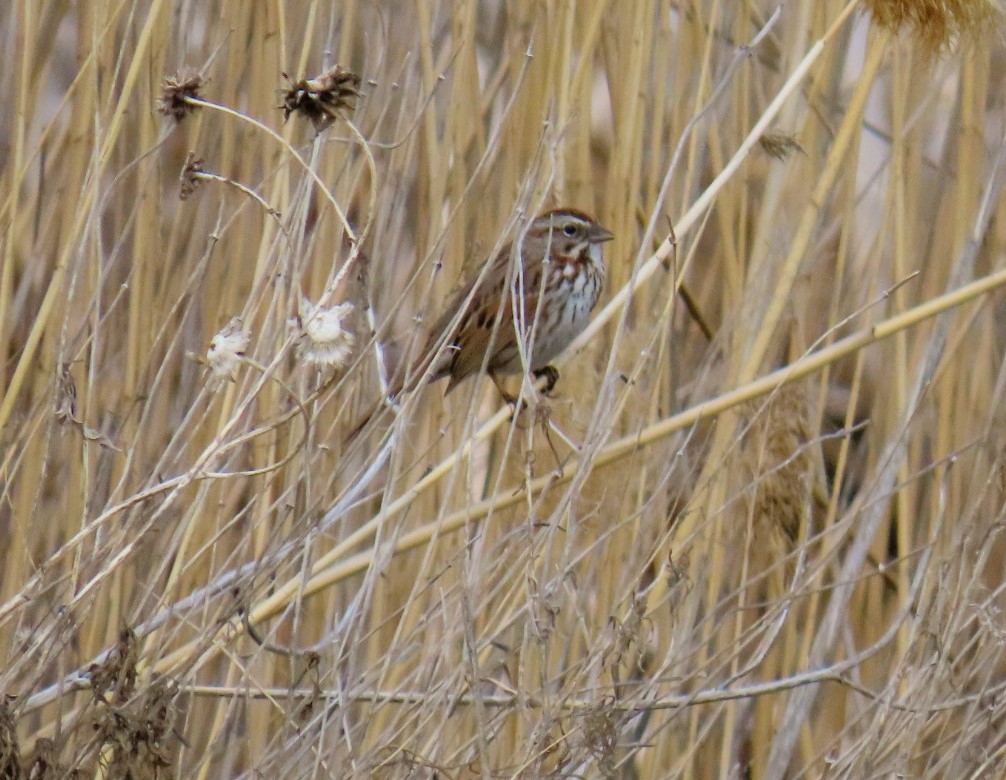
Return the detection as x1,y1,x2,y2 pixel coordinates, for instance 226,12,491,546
3,0,1006,777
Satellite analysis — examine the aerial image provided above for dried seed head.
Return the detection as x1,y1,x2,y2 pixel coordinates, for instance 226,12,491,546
179,152,205,200
744,381,818,546
0,699,18,780
207,317,250,381
582,705,619,776
863,0,1001,53
87,626,139,701
157,74,204,122
91,677,179,776
297,300,355,369
55,363,79,425
281,65,361,132
759,131,804,161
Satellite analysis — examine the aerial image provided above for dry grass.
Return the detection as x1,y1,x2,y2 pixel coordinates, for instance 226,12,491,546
3,0,1006,777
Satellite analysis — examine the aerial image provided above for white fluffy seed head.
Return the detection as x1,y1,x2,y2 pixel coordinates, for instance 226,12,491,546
298,300,355,369
207,317,250,381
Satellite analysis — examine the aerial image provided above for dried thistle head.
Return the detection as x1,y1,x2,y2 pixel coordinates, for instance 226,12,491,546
157,74,204,122
206,317,250,382
295,299,355,369
863,0,1002,53
179,152,205,201
281,65,361,132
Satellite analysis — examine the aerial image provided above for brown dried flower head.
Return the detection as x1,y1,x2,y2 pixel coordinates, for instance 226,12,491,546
179,152,205,201
281,65,361,132
759,131,804,161
88,626,139,701
157,74,204,122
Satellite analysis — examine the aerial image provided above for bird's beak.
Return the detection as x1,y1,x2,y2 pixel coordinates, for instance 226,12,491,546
590,223,615,243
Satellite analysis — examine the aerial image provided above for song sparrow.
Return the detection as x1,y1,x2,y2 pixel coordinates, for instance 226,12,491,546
348,208,613,439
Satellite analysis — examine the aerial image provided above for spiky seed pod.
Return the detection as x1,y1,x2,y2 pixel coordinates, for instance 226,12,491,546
157,74,204,122
281,65,361,132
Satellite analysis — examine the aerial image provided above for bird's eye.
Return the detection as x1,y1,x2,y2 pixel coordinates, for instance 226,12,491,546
562,223,578,237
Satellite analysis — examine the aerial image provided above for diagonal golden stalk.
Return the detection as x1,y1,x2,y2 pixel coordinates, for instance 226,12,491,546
565,0,861,361
138,259,1006,684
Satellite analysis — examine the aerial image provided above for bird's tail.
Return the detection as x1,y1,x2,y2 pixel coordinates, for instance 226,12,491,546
344,339,452,443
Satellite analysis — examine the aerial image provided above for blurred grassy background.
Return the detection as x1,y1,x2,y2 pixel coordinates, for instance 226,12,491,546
3,0,1006,776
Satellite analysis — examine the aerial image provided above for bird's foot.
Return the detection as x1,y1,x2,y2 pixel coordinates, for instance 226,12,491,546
533,365,560,395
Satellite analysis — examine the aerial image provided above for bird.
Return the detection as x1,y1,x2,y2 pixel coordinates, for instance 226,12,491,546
347,208,613,441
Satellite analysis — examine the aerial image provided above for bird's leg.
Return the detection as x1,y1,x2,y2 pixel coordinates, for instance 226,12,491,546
541,421,566,478
490,371,546,431
492,370,558,435
489,371,519,406
524,370,555,434
532,365,560,395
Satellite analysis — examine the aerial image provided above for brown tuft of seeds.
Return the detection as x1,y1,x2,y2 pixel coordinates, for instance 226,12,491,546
581,705,619,776
179,152,205,201
55,362,79,426
281,65,361,132
863,0,1000,53
92,679,178,778
744,381,818,547
157,74,204,122
759,131,804,161
88,626,139,702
